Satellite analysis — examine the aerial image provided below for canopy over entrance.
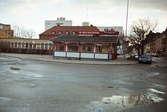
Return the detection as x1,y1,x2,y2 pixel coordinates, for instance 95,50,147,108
50,35,119,43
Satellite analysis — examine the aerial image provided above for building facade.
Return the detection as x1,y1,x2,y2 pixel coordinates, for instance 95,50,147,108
45,17,78,31
145,28,167,56
0,38,52,55
51,35,119,60
40,25,124,58
40,25,123,40
0,23,14,38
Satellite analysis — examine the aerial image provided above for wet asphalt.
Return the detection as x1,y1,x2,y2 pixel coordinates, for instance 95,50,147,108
0,55,167,112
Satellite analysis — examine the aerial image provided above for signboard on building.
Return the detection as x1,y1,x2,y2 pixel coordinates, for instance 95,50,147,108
77,31,99,36
97,27,123,36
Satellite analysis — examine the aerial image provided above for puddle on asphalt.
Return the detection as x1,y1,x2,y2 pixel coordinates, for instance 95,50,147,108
25,71,43,78
146,72,160,78
152,72,159,76
34,75,43,78
10,70,19,74
22,73,43,78
148,88,166,94
153,84,166,88
0,97,12,101
31,84,36,88
0,57,8,60
8,68,43,78
83,90,165,112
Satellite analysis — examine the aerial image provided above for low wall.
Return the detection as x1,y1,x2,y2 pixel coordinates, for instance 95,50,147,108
53,51,111,60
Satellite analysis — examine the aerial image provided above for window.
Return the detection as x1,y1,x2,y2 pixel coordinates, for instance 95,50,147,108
36,43,41,49
18,43,21,48
51,31,56,35
65,31,70,35
82,45,93,52
11,42,13,48
56,23,63,26
49,44,52,50
14,42,17,48
68,44,78,52
72,31,76,35
56,43,64,51
41,43,44,49
26,43,28,48
34,44,36,49
96,45,108,53
30,44,32,49
22,43,25,48
45,44,48,49
58,31,63,35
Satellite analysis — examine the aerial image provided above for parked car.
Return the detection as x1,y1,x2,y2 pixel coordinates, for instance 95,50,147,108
126,53,138,60
138,53,152,64
152,53,160,57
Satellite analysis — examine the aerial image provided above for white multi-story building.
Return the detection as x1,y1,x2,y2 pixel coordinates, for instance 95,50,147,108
45,17,78,31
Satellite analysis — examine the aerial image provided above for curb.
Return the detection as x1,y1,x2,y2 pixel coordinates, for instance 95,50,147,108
0,53,138,65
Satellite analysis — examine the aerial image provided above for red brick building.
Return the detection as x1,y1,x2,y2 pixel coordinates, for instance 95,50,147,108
50,35,119,60
39,25,122,60
39,26,120,40
39,26,100,40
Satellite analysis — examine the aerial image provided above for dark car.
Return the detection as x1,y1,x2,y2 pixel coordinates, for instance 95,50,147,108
138,53,152,64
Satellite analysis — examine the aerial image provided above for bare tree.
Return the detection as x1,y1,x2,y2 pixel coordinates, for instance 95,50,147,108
12,25,25,38
12,25,36,38
128,18,157,55
26,29,36,39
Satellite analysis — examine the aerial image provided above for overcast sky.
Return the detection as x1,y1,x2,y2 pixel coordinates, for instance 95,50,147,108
0,0,167,38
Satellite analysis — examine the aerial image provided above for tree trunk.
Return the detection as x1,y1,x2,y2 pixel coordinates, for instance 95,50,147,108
138,47,140,56
141,44,144,54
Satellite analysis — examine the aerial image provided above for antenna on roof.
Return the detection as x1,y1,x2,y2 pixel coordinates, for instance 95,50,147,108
85,4,88,22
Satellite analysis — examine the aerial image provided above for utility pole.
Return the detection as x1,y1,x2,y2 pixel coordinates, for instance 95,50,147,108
123,0,129,56
125,0,129,39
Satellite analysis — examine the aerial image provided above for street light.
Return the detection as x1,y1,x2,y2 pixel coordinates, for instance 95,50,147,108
125,0,129,39
123,0,129,56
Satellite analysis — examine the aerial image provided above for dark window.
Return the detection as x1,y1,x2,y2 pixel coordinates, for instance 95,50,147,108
45,44,48,49
82,45,93,52
18,43,21,48
41,43,44,49
56,43,64,51
30,44,32,49
15,43,17,48
49,44,52,50
11,43,13,48
21,43,23,48
34,44,36,49
68,44,78,52
96,45,108,53
26,43,28,48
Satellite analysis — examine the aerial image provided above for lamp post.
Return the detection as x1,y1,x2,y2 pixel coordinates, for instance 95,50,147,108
125,0,129,39
123,0,129,56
